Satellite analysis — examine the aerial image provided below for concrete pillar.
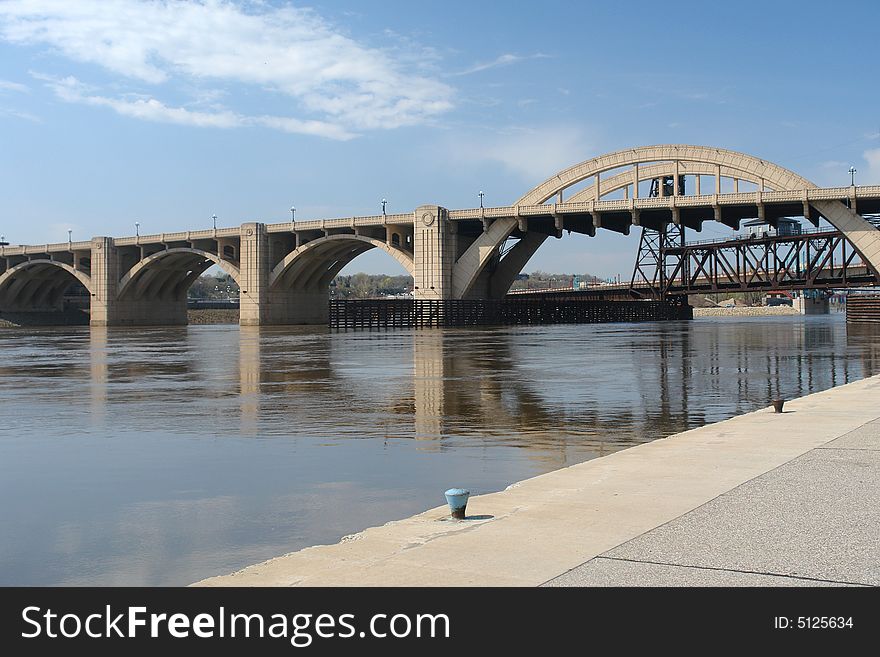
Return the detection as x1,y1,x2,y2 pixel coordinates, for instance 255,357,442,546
89,237,118,327
89,236,188,326
239,222,269,326
239,221,330,325
413,205,456,299
90,237,187,326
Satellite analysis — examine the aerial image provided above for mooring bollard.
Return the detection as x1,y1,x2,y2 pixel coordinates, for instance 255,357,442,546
444,488,470,520
772,399,785,413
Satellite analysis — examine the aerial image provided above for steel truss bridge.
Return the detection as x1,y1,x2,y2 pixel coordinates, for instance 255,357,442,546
629,221,880,299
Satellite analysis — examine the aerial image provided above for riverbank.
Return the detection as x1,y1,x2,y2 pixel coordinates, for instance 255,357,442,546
693,305,801,317
0,306,810,327
187,309,239,324
195,373,880,586
0,309,238,327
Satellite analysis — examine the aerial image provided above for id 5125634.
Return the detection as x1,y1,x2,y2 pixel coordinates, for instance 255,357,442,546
774,617,854,630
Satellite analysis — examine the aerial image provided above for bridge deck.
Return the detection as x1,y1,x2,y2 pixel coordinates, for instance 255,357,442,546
4,185,880,254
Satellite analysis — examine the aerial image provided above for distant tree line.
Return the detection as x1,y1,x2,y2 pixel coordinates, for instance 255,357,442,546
331,273,412,299
188,272,239,299
186,270,605,300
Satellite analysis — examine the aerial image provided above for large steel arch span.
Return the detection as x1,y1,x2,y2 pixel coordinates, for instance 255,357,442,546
567,161,782,203
117,247,242,301
518,144,813,204
452,144,880,299
0,260,93,310
269,234,414,291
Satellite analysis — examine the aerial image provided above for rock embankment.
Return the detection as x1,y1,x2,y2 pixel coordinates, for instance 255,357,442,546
693,306,800,317
187,309,240,324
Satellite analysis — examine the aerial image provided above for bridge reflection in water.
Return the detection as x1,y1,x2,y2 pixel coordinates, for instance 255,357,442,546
229,320,879,461
0,318,878,585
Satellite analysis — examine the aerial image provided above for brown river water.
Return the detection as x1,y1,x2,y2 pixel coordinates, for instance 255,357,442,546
0,314,878,585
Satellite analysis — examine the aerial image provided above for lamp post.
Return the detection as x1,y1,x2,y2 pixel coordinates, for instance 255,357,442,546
849,166,857,186
135,221,140,237
478,190,484,208
67,229,72,246
290,206,296,222
212,214,217,230
381,198,387,216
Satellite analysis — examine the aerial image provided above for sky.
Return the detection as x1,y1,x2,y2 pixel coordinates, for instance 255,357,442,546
2,0,880,278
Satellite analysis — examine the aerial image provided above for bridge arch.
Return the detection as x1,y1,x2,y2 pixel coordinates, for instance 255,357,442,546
269,234,414,291
452,144,880,298
117,247,242,301
517,144,812,205
0,260,93,311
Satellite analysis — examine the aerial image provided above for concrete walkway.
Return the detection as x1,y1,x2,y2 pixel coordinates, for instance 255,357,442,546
195,374,880,587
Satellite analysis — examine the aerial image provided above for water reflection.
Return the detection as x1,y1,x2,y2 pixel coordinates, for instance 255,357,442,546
90,326,107,426
0,316,878,585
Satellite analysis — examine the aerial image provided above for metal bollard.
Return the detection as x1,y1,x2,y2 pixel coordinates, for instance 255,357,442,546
444,488,470,520
772,399,785,413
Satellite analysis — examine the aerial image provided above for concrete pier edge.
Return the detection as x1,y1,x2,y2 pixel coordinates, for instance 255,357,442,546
194,373,880,587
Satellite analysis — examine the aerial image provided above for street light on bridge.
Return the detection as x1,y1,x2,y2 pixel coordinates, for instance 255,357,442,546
479,190,484,208
290,206,296,222
67,229,72,245
212,214,217,230
135,221,140,237
849,166,857,186
381,198,387,216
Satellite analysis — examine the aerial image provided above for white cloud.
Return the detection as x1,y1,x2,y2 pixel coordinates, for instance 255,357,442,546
0,79,29,93
0,0,454,137
0,106,40,122
863,149,880,184
454,53,549,76
445,125,596,184
34,72,353,139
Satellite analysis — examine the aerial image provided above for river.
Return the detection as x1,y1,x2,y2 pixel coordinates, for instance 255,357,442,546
0,314,877,585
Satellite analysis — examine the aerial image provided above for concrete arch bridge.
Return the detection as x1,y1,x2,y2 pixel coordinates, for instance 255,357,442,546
2,145,879,326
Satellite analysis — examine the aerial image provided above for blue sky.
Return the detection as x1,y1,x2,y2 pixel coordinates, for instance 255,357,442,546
1,0,879,277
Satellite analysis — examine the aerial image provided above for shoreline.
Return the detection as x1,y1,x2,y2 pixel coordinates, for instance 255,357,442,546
1,305,821,328
194,373,880,587
693,306,803,317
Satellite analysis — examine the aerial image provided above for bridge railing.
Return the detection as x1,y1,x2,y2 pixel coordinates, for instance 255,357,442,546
0,240,93,256
8,184,880,251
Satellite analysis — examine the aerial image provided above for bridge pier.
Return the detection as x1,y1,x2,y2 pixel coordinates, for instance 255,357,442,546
90,236,188,326
239,222,330,325
412,205,457,300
